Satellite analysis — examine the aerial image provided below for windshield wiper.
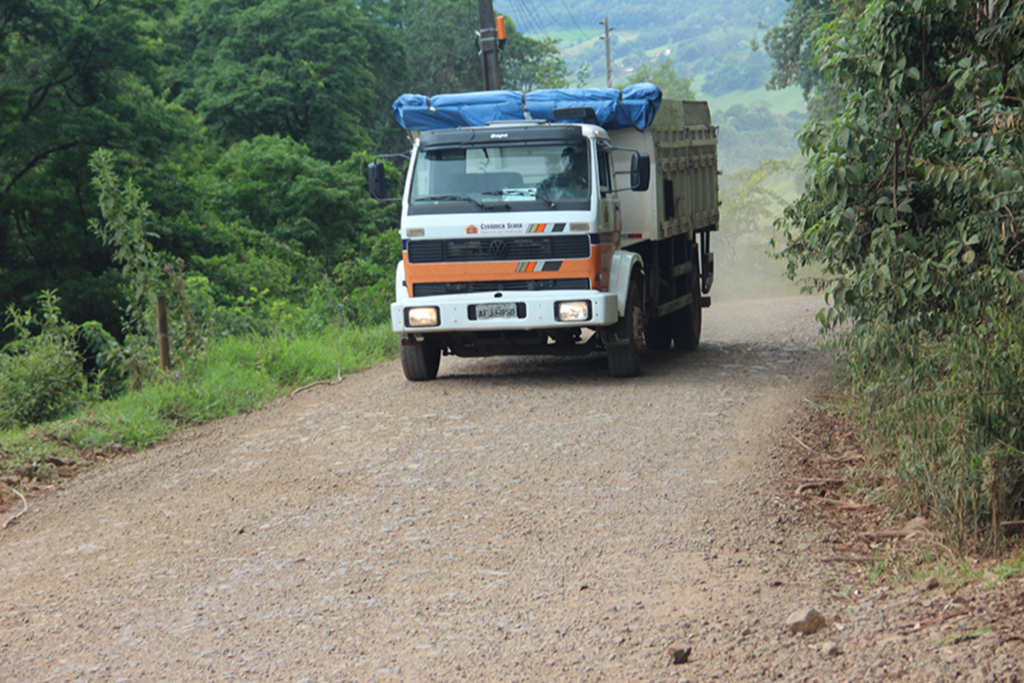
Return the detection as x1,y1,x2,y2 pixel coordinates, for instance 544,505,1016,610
416,194,487,210
533,191,556,208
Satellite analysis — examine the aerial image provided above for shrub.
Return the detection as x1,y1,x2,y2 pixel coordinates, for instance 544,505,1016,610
775,1,1024,551
838,307,1024,552
0,292,89,429
334,228,400,326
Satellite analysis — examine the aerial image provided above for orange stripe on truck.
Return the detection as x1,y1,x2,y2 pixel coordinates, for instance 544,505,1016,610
404,247,601,294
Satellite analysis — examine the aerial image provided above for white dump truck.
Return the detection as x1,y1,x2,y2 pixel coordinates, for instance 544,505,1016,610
368,84,719,381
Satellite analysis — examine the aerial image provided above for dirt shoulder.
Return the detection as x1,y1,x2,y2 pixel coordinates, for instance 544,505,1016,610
1,296,1022,682
692,402,1024,682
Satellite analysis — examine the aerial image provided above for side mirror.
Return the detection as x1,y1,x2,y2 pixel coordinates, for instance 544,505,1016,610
367,161,387,201
630,153,651,192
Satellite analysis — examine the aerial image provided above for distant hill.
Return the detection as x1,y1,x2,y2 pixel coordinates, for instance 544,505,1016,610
495,0,785,93
494,0,805,171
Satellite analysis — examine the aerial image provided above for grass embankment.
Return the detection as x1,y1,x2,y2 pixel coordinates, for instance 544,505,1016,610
835,317,1024,554
0,324,397,483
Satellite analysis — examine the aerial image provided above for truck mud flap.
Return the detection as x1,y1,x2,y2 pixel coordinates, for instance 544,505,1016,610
700,231,715,295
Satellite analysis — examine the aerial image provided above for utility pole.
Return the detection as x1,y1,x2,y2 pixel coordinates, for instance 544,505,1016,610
599,17,614,88
478,0,502,90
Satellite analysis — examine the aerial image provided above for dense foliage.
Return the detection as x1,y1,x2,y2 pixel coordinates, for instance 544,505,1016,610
780,0,1023,334
168,0,395,162
775,0,1024,550
761,0,837,98
0,0,569,348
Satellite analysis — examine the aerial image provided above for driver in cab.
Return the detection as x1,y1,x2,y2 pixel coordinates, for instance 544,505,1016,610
538,146,588,200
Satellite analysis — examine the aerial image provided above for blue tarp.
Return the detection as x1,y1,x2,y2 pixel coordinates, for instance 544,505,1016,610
392,83,662,132
392,91,526,131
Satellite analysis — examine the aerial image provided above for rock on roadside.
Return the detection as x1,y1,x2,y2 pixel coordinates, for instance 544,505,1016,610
787,607,826,635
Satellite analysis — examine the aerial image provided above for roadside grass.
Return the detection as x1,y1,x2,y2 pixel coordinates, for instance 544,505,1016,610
846,545,1024,601
0,323,397,483
836,316,1024,554
892,550,1024,592
793,384,1023,597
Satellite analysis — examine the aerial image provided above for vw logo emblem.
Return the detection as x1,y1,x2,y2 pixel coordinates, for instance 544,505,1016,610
489,240,508,258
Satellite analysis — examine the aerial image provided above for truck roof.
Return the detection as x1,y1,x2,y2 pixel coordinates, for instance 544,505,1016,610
417,123,594,149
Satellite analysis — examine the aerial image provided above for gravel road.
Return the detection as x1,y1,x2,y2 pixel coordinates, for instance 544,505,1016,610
3,295,962,682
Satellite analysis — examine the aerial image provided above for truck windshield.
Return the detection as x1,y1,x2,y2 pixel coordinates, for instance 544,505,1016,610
408,143,590,214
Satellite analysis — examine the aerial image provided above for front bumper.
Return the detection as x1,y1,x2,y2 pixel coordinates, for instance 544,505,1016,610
391,290,619,334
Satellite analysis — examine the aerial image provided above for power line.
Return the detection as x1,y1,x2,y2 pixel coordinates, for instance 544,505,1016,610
534,1,572,35
514,0,552,39
505,0,541,37
506,0,592,45
558,0,592,41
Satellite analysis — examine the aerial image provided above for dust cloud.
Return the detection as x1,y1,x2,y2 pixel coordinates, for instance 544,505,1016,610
710,235,805,303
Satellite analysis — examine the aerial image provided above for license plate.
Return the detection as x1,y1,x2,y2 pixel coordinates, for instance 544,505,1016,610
475,302,518,320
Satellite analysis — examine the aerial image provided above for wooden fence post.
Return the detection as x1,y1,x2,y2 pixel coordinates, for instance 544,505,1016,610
157,294,171,372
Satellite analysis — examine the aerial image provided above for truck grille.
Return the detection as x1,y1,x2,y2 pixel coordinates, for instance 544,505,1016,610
407,235,590,264
412,278,590,297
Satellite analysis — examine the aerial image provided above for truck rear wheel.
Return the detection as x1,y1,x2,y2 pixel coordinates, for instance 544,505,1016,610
608,280,643,377
401,335,441,381
672,246,702,352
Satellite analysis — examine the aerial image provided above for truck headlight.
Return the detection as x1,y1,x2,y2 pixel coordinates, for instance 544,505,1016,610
406,306,440,327
556,300,591,322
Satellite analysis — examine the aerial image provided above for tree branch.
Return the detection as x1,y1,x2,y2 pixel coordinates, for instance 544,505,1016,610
0,140,82,208
23,72,77,122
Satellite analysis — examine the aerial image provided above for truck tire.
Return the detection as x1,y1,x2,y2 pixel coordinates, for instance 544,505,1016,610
401,335,441,381
645,315,672,351
608,280,643,377
672,246,702,352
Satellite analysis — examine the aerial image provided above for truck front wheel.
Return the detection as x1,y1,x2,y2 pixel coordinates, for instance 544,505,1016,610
400,335,441,381
608,280,643,377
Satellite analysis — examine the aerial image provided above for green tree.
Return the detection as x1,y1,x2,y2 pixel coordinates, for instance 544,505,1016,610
777,0,1022,329
205,136,395,268
400,1,569,94
0,0,194,341
0,0,172,208
500,19,570,92
760,0,840,117
761,0,837,96
351,0,411,152
170,0,398,162
721,160,793,261
401,0,484,94
620,57,695,100
718,160,800,297
775,0,1024,546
